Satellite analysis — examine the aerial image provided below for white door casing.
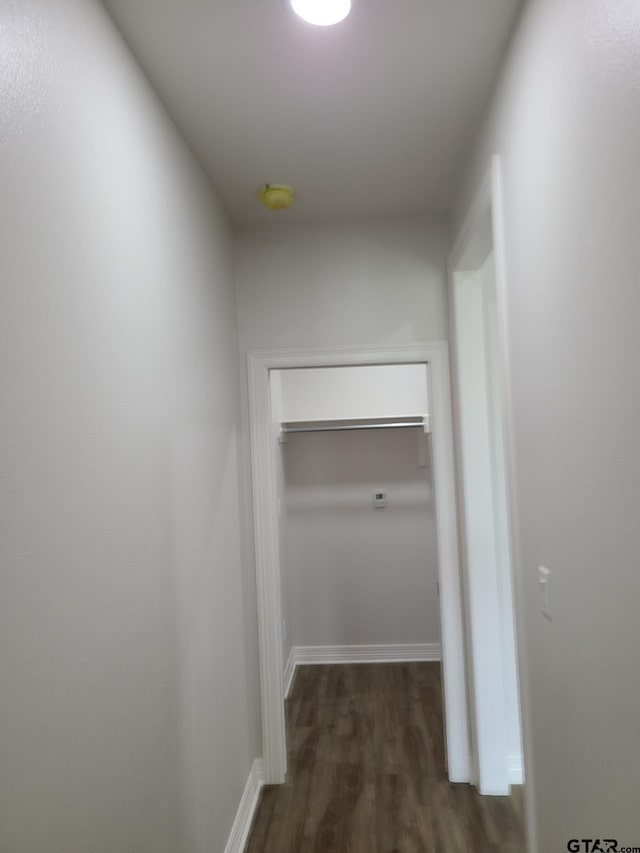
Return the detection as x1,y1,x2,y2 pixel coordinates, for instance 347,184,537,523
247,342,470,784
449,157,532,840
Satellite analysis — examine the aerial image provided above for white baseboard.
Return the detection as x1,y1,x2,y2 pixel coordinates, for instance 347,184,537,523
294,642,441,665
285,643,440,682
507,752,524,785
284,644,440,698
222,758,263,853
283,647,296,699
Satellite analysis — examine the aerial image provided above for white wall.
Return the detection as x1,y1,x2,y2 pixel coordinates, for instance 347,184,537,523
454,0,640,848
283,428,440,647
234,216,449,351
0,2,252,851
234,215,449,743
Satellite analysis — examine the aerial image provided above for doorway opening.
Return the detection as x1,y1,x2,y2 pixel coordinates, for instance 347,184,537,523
449,156,528,802
274,362,440,686
247,343,469,786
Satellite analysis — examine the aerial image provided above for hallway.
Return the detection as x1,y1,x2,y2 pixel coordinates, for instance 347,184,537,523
246,663,524,852
4,2,640,850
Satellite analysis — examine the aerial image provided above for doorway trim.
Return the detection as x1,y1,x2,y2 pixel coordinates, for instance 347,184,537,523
247,341,470,784
449,155,535,846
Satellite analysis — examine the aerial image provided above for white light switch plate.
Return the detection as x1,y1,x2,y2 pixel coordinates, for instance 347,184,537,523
538,566,552,621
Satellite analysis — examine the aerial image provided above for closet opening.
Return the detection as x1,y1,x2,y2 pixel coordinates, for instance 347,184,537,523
275,364,439,695
247,344,468,787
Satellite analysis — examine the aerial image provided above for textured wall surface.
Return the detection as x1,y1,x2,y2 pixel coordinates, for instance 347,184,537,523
234,216,449,351
284,428,440,647
455,1,640,849
0,2,252,851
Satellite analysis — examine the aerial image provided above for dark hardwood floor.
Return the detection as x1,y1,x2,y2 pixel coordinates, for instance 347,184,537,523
245,662,525,853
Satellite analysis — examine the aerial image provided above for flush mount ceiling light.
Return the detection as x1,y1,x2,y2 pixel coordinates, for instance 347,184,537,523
290,0,351,26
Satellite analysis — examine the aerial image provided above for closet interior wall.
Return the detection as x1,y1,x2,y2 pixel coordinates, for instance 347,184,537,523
282,426,440,650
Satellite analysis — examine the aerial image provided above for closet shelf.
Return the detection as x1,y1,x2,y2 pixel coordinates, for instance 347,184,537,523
279,414,430,438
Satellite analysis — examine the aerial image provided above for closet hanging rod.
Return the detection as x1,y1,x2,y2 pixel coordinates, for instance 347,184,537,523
281,419,426,435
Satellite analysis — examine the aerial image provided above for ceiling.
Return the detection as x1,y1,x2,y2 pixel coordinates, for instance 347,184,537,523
102,0,523,225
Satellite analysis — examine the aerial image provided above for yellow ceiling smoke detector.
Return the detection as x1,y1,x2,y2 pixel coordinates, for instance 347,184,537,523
259,184,294,211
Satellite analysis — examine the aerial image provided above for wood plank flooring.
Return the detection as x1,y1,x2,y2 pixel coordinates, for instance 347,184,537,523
245,662,524,853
